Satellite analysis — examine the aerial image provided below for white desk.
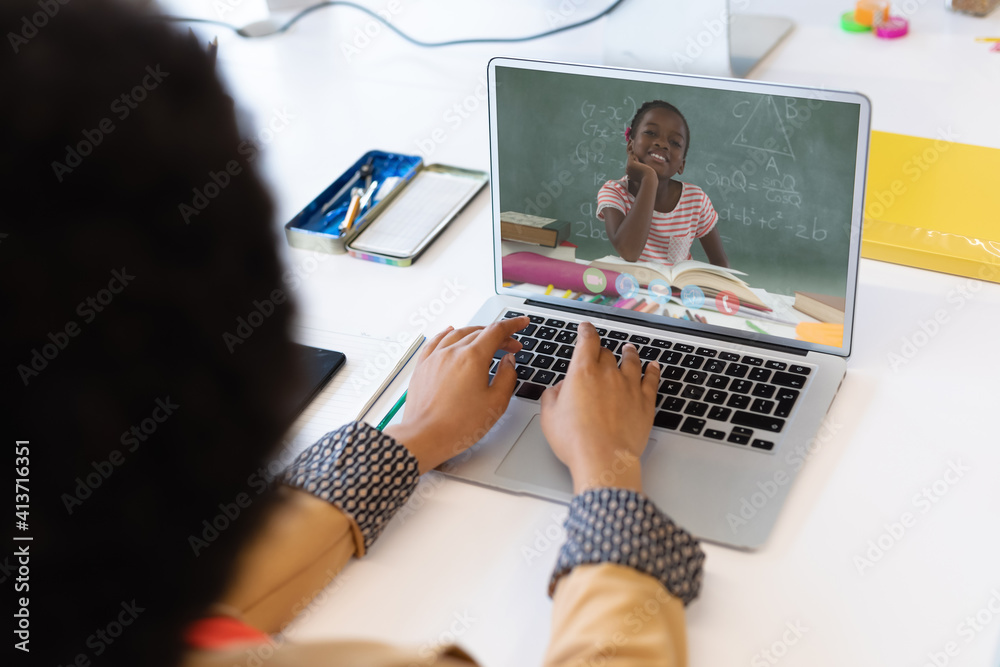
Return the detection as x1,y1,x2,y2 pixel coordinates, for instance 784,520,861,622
170,1,1000,663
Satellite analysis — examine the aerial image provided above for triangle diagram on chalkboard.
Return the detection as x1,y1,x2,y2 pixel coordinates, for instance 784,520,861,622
732,96,795,159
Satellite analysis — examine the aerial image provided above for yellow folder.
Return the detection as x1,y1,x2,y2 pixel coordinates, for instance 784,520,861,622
862,130,1000,284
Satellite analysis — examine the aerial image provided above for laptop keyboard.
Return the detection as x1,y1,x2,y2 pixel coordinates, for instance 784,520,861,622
490,310,815,454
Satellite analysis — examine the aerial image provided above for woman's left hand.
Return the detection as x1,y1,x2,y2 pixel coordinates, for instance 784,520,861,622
384,316,529,473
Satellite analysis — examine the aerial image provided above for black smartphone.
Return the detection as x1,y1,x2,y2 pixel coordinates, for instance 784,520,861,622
282,343,346,426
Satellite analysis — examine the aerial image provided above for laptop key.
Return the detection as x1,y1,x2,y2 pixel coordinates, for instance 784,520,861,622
748,368,772,382
681,354,704,369
553,373,565,385
536,327,557,340
516,366,534,380
504,311,525,318
538,341,558,355
776,388,800,402
565,322,579,332
556,344,574,359
772,371,806,388
608,330,629,340
742,355,763,366
528,315,545,324
654,411,682,430
601,338,619,352
728,428,752,445
750,398,775,414
555,330,577,344
515,383,546,400
681,386,705,400
674,343,694,353
639,346,661,360
730,379,752,394
789,365,811,375
708,406,731,421
707,374,729,389
629,334,650,345
659,380,682,396
545,318,566,328
705,390,727,404
518,338,538,351
774,399,796,418
765,360,787,371
533,370,556,385
724,363,749,378
704,359,726,373
732,411,785,433
651,339,672,349
684,401,708,417
531,355,555,369
663,397,685,412
553,359,570,373
684,370,707,385
518,323,537,336
680,417,706,435
489,359,498,373
595,327,608,336
662,366,685,380
704,429,726,440
696,347,717,357
514,351,533,364
751,384,776,399
752,439,775,451
719,352,741,362
660,350,683,364
727,394,751,409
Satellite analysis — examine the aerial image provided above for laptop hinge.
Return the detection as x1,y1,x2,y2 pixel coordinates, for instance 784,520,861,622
524,299,808,357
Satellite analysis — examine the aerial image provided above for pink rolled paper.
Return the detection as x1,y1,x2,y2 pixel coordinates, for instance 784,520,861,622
502,252,621,296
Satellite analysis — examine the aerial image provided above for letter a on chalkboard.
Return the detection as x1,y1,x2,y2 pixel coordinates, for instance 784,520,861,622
732,96,795,160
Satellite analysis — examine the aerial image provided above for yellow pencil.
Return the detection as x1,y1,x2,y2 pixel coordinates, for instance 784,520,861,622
544,284,554,295
562,289,573,298
975,37,1000,42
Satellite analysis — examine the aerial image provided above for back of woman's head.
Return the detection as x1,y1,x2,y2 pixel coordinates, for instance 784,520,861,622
1,1,301,664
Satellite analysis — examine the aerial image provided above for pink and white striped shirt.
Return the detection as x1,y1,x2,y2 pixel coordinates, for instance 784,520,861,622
597,178,718,266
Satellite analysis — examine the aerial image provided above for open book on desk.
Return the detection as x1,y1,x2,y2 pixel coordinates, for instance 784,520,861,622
588,255,770,310
279,325,423,460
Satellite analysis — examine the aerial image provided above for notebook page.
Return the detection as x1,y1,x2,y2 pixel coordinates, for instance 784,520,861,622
350,170,481,256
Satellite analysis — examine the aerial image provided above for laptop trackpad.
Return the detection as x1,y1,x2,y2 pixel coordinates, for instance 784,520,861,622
494,415,574,494
494,414,659,495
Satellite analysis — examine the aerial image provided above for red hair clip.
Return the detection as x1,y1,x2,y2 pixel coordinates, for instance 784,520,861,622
624,126,631,142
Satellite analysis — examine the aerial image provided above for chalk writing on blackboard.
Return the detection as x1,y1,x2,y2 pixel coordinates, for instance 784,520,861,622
732,96,795,160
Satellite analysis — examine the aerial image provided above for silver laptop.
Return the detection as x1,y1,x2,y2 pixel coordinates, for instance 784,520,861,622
441,58,870,549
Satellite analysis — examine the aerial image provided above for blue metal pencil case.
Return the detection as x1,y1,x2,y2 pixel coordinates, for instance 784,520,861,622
284,150,422,254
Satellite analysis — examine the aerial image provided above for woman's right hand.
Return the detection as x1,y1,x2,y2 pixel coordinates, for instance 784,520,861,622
539,322,660,494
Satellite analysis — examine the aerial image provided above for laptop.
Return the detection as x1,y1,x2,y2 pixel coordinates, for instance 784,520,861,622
441,58,870,549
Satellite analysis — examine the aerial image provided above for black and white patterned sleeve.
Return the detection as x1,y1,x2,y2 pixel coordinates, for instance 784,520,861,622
280,422,420,554
549,488,706,606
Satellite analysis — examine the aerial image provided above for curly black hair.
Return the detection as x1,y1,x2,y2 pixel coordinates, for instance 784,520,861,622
1,1,302,665
628,100,691,158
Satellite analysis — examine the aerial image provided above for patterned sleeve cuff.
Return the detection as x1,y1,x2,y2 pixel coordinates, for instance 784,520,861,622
280,422,420,554
549,488,705,606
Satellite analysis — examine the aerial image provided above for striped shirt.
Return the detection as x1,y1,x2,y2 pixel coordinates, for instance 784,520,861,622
597,178,718,266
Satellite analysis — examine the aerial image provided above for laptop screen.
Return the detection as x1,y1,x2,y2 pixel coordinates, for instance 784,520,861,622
489,59,870,357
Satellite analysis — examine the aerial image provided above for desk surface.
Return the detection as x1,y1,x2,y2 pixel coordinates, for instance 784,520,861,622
169,0,1000,663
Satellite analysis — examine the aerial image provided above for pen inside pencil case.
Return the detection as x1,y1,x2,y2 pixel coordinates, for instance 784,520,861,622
301,154,415,234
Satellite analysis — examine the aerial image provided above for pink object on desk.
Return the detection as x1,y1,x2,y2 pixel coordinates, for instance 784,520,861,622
502,252,621,296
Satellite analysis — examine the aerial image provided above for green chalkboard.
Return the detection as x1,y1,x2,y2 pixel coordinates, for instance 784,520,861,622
495,66,861,298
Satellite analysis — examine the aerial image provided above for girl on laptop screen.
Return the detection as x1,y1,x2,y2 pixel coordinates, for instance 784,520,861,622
598,100,729,268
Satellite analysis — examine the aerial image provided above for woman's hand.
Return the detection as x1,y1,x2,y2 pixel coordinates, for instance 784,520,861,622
384,316,529,473
540,322,659,493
